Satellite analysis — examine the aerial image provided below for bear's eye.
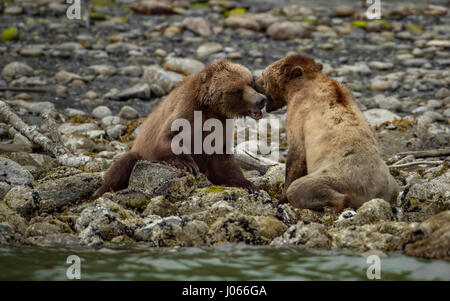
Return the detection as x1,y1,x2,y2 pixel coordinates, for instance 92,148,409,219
231,89,243,98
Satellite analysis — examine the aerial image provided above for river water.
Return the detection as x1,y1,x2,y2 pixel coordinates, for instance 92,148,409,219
1,245,449,280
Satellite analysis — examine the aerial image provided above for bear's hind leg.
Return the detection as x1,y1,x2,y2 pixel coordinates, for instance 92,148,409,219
286,175,349,212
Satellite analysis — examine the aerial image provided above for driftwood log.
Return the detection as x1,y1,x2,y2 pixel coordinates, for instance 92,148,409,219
396,148,450,159
0,100,90,167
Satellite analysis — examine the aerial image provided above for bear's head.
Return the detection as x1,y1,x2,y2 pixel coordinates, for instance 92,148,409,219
197,60,266,120
255,54,323,112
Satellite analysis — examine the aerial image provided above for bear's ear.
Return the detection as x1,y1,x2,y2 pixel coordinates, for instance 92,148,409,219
316,63,323,72
287,66,303,79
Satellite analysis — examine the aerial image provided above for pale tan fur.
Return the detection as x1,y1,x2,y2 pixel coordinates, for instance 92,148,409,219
257,54,399,211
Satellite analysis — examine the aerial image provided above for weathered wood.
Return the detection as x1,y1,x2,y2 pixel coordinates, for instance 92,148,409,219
389,160,444,168
396,148,450,158
0,87,49,93
0,143,32,153
234,146,279,174
0,100,90,167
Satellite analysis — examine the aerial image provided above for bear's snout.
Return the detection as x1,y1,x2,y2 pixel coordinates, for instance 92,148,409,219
256,94,267,109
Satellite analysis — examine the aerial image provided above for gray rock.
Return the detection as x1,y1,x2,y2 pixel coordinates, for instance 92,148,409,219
427,99,442,109
374,95,402,112
0,182,10,200
1,62,34,80
402,171,450,222
4,6,23,15
271,221,331,248
65,108,88,117
267,22,309,40
403,59,430,67
92,106,113,119
107,83,151,101
141,65,184,95
182,17,212,37
404,211,450,260
330,222,419,252
223,15,260,31
363,109,400,127
197,42,224,58
106,124,126,139
164,57,205,75
76,198,142,246
3,186,38,218
128,161,211,202
119,106,139,120
7,100,55,114
101,116,122,128
24,233,80,247
0,157,33,188
368,61,394,70
335,199,393,228
34,172,103,211
88,64,117,77
334,5,354,17
370,79,398,91
435,88,450,99
19,45,46,57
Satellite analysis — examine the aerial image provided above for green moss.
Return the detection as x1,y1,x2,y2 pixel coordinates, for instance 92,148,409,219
372,20,391,30
127,198,151,211
409,199,419,206
90,0,115,9
352,21,367,28
407,25,424,32
191,2,210,8
1,27,19,42
89,12,107,20
301,17,318,24
224,8,246,17
384,243,393,252
204,186,227,193
122,7,132,14
118,17,128,24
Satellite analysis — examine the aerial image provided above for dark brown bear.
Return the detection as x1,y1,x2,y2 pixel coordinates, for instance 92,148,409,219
93,60,266,198
255,54,399,211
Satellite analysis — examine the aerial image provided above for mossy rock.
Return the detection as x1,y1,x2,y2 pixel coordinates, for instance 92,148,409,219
191,2,210,8
372,20,391,30
1,28,19,42
224,8,246,17
89,12,107,20
351,21,367,28
90,0,114,9
407,25,424,33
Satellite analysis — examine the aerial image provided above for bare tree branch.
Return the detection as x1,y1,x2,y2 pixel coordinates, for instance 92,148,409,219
0,100,91,167
389,160,444,168
396,148,450,158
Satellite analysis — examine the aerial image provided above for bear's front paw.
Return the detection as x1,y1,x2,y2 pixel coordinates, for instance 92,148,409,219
168,158,199,175
277,195,289,206
240,180,259,194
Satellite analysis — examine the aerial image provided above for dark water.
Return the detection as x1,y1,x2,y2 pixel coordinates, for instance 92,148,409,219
1,245,449,280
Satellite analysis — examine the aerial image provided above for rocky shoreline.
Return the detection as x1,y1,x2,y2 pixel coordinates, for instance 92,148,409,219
0,0,449,260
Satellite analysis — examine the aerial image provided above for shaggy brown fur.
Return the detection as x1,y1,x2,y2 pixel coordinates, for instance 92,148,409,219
256,54,399,211
93,60,266,198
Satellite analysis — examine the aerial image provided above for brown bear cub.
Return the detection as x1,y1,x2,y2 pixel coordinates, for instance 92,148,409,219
93,60,266,198
255,54,399,212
